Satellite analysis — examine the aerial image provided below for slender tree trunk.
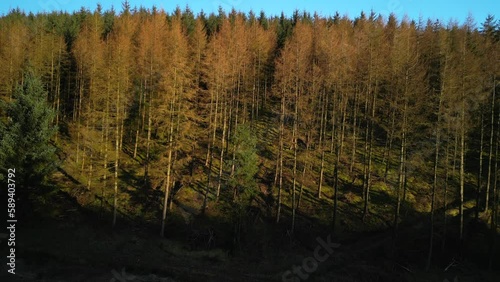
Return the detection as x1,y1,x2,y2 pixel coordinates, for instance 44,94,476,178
161,121,174,237
102,76,110,218
216,95,228,201
101,126,107,219
489,119,500,270
230,82,241,200
350,88,358,173
427,88,442,271
339,92,347,157
113,80,121,228
161,70,177,237
144,83,152,182
291,131,297,232
477,114,485,220
363,82,376,219
401,71,410,209
318,88,328,199
297,162,307,209
362,86,370,204
291,91,298,233
119,116,125,152
394,136,404,238
459,93,466,242
251,58,257,123
145,50,156,182
170,97,182,212
486,78,496,212
318,150,325,199
442,137,450,252
330,86,337,153
141,80,147,132
202,86,220,212
488,110,499,269
133,81,143,159
273,150,279,188
384,108,396,183
76,70,84,164
453,132,458,178
394,100,407,238
202,150,213,214
205,88,217,166
276,95,285,223
54,68,61,143
332,130,340,234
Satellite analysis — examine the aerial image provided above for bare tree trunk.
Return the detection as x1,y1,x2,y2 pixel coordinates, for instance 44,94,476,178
87,153,92,190
216,94,227,201
291,90,298,233
362,86,370,204
339,92,347,157
476,114,484,220
489,104,500,270
330,86,337,153
276,95,285,223
112,131,119,227
332,128,340,234
442,136,450,252
394,100,407,238
384,108,396,183
133,81,143,159
486,78,496,212
273,151,279,188
76,70,84,164
202,86,220,213
161,69,177,237
54,73,61,143
453,132,458,178
102,77,110,218
144,82,152,182
489,185,497,270
427,87,442,271
363,82,376,219
488,109,499,269
113,80,121,228
206,71,217,164
297,162,307,209
202,150,213,214
161,125,174,237
318,150,325,199
459,92,466,242
318,88,328,199
350,88,358,173
230,81,241,201
119,116,125,152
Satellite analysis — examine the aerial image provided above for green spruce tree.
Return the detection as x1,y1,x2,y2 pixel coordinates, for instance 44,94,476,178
229,124,259,204
227,124,259,251
0,71,58,187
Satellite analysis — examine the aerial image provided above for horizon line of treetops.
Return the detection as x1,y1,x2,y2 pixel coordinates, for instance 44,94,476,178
2,2,497,30
0,3,499,259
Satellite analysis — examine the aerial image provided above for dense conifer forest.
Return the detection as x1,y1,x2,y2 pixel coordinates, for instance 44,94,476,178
0,3,499,281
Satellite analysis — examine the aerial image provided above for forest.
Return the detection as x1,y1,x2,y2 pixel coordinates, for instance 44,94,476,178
0,2,499,281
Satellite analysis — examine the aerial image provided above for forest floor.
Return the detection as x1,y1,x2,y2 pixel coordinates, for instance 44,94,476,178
0,169,499,282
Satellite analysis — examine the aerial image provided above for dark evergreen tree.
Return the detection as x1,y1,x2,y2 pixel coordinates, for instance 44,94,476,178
229,124,259,203
226,124,259,251
0,71,58,186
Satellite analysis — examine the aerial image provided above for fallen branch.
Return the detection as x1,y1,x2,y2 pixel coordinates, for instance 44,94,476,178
444,258,458,272
396,263,414,273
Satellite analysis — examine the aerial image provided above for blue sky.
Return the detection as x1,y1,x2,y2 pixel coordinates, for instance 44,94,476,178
0,0,498,24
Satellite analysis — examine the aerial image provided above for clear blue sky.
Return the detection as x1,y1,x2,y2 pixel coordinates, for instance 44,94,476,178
1,0,498,24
